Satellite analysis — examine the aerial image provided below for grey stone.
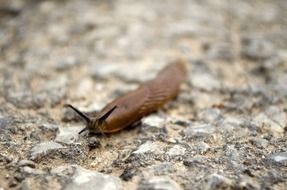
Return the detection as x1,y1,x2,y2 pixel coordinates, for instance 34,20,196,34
268,152,287,163
183,155,206,167
45,89,65,107
264,106,286,127
87,136,101,149
207,173,234,190
170,117,191,127
221,117,244,127
55,126,82,144
272,73,287,98
18,160,36,168
241,37,275,60
138,176,182,190
196,142,210,153
91,60,168,82
0,153,13,164
133,141,162,155
189,73,220,91
183,124,215,138
141,115,165,128
42,76,67,106
39,123,59,132
30,141,64,160
198,108,221,123
3,75,67,109
21,166,45,175
218,116,248,133
50,164,75,175
5,91,45,109
54,56,78,71
253,107,285,137
203,42,234,61
120,167,136,181
20,176,63,190
250,137,269,148
0,116,12,133
166,145,186,157
58,144,86,162
263,54,284,69
238,175,260,189
224,145,242,164
58,165,123,190
167,21,201,37
90,62,161,82
152,162,175,175
90,63,121,80
74,78,95,99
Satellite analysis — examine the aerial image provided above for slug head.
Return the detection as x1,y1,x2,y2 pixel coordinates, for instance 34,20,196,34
65,104,117,134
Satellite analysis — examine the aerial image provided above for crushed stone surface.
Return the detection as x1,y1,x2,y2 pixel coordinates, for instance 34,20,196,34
0,0,287,189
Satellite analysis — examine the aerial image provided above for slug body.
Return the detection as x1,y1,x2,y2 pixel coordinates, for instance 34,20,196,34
67,60,187,134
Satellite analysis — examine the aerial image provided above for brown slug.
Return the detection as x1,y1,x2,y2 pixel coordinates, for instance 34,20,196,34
66,59,187,134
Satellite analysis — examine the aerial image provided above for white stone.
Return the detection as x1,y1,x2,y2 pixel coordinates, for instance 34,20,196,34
30,141,64,159
139,176,182,190
133,141,161,154
52,165,122,190
55,126,82,144
189,73,220,91
142,115,165,128
167,145,186,156
270,152,287,162
184,124,215,138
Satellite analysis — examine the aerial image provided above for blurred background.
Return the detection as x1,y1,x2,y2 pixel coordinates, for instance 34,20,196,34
1,0,286,109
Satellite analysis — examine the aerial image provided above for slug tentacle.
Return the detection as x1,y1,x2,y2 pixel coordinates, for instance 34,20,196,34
64,104,90,123
66,104,118,134
98,105,118,124
78,127,89,134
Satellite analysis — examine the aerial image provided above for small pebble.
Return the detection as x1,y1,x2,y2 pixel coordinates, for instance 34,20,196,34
198,108,221,123
88,137,101,150
30,141,64,160
268,152,287,162
183,124,215,138
166,145,186,157
63,165,122,190
152,162,175,175
241,37,275,60
18,160,36,168
207,173,234,190
142,115,165,128
133,141,161,154
138,176,182,190
55,126,81,144
189,73,220,91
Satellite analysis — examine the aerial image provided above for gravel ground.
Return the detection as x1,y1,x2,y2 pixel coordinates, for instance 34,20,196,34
0,0,287,189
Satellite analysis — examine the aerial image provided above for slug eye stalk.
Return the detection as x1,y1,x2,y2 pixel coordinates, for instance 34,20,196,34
64,104,90,123
65,104,117,134
98,105,117,124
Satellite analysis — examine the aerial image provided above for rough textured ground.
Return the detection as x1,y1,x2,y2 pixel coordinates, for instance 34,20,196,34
0,0,287,189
